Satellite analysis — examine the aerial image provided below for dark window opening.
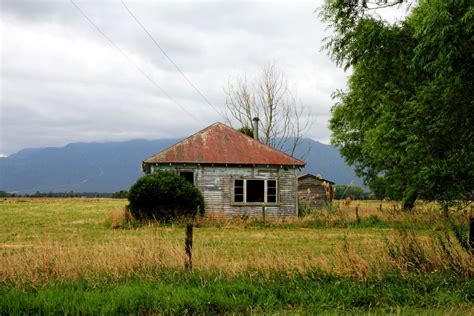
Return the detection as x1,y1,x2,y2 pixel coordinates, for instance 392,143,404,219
234,179,244,202
179,171,194,185
267,180,277,203
246,180,265,202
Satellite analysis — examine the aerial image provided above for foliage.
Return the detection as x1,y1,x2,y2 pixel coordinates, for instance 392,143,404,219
111,190,129,199
334,184,370,200
1,191,112,198
0,191,15,198
128,171,204,221
321,0,474,209
369,176,388,200
237,126,254,137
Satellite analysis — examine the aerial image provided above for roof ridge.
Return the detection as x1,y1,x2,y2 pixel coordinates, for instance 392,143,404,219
143,122,305,166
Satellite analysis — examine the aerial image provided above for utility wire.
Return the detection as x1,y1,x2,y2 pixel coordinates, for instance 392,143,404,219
121,0,227,121
70,0,205,125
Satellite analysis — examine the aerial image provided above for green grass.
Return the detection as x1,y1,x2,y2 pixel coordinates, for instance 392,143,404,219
1,270,472,314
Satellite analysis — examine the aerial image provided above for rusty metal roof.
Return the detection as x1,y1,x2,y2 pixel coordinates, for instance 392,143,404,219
143,122,305,166
298,173,334,184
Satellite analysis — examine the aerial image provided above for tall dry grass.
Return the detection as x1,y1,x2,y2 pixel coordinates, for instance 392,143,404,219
2,201,472,288
105,200,472,230
2,227,472,288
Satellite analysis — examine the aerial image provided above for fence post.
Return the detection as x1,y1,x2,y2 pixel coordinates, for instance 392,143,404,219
355,206,360,224
470,206,473,254
469,217,474,254
124,204,131,222
185,223,193,270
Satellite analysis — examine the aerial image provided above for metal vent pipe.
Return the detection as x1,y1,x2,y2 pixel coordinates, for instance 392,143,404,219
252,117,259,141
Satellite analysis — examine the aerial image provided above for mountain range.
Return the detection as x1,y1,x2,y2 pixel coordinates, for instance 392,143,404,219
0,138,363,193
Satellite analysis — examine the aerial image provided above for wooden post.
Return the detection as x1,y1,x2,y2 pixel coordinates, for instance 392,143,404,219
355,206,360,224
469,217,474,254
470,206,473,254
124,205,131,222
379,204,382,213
262,205,266,222
185,223,193,270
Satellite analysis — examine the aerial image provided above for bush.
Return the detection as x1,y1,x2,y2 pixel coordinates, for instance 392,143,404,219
128,171,204,221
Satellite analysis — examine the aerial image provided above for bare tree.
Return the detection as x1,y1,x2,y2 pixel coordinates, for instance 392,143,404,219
224,63,312,157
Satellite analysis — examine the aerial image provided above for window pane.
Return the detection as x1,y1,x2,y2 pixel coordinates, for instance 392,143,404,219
235,180,243,187
267,187,276,195
267,195,276,203
268,180,276,188
234,194,243,202
235,187,243,195
179,171,194,185
246,180,265,202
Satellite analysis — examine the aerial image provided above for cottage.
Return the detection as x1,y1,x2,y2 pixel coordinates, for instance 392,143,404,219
297,174,335,209
141,121,305,217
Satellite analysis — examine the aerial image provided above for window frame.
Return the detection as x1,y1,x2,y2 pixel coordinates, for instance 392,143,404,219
232,178,279,205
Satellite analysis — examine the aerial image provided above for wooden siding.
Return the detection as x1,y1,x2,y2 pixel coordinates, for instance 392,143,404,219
298,177,330,209
151,164,298,217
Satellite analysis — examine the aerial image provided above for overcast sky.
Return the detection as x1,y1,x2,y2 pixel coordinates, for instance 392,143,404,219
0,0,409,157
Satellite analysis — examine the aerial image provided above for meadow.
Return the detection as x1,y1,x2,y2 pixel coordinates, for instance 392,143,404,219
0,198,472,314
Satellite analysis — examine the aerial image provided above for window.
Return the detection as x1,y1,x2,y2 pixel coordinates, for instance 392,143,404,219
267,180,277,203
179,171,194,185
233,179,278,204
234,180,244,202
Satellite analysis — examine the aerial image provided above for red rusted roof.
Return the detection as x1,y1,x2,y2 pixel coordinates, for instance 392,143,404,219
144,123,305,166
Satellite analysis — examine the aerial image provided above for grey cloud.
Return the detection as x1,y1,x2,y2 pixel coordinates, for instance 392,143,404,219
2,0,390,156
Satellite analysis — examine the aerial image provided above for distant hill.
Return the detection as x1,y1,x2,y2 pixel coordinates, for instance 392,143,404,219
0,138,363,194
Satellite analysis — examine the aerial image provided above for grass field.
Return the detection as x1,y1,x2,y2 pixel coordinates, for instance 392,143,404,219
0,198,472,314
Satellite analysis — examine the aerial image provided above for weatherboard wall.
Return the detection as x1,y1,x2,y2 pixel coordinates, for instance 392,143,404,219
297,176,329,209
148,164,298,217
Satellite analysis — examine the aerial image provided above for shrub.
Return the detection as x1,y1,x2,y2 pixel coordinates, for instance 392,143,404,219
128,171,204,221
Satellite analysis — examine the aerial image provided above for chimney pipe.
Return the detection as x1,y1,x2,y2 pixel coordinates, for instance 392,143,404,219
252,117,259,141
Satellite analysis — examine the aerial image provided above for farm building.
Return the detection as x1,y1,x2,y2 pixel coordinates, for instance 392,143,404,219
141,121,305,217
297,174,335,209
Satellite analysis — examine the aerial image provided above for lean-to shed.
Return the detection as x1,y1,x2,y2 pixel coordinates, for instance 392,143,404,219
142,122,305,217
297,174,335,209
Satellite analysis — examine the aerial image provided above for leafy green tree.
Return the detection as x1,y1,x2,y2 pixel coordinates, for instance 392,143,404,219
321,0,474,211
369,176,387,200
111,190,129,199
334,184,368,200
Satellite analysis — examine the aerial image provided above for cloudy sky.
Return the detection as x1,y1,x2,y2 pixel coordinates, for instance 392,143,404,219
0,0,409,157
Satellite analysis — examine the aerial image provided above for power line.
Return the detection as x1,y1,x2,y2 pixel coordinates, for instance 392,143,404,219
120,0,227,121
70,0,205,126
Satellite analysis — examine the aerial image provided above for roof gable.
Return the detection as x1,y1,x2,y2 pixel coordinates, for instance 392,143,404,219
144,123,305,166
298,173,334,184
